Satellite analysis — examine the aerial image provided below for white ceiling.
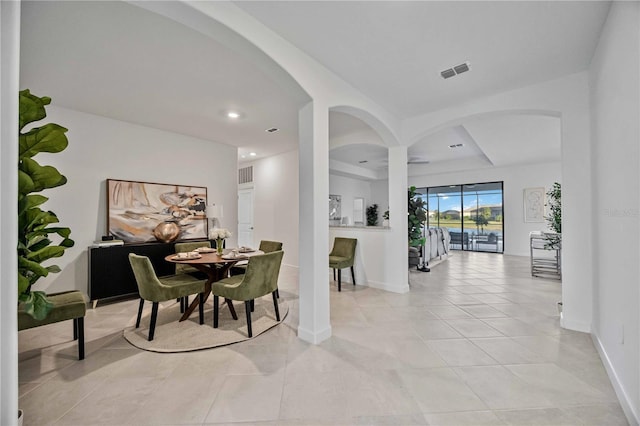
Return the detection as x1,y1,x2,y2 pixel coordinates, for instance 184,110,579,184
235,1,610,117
20,1,309,162
20,1,609,176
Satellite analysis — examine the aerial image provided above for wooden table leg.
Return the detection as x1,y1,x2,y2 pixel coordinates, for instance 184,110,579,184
179,263,240,322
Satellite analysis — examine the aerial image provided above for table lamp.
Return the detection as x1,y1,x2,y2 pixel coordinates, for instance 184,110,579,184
206,204,223,229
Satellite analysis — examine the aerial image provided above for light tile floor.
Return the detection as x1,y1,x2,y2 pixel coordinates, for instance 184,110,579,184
19,252,629,425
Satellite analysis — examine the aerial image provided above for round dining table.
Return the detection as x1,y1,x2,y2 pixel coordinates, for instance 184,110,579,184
164,249,263,322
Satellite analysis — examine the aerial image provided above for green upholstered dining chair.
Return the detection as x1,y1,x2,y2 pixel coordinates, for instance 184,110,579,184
258,240,283,253
211,250,284,337
174,241,211,275
174,241,211,312
128,253,206,341
231,240,284,298
329,237,357,292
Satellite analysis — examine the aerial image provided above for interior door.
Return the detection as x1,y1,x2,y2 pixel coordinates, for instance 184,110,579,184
237,188,254,248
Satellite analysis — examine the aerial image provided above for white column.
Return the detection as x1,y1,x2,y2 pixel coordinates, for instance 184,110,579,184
560,74,593,333
297,100,332,344
1,1,21,424
386,146,409,293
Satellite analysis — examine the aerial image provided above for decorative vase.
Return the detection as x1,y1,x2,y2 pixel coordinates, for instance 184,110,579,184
153,221,180,243
216,238,224,255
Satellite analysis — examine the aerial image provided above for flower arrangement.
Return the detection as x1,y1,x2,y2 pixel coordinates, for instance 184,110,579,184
209,228,232,254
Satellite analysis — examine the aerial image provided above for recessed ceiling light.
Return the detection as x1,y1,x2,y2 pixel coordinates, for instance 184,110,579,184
227,112,240,119
265,127,279,133
249,152,257,156
241,155,246,159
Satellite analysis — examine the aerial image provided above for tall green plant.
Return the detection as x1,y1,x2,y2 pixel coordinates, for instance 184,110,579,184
408,186,427,247
546,182,561,233
18,90,74,320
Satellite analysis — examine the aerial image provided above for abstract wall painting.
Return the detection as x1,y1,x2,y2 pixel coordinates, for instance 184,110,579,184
523,187,545,223
107,179,207,243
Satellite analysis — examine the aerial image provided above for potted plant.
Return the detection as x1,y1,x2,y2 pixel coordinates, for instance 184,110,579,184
366,204,378,226
408,186,428,271
408,186,427,247
545,182,561,249
382,209,389,227
18,90,75,320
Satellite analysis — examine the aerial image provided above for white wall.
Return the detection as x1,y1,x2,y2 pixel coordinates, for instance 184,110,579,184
1,2,21,422
407,162,561,257
589,2,640,423
329,174,373,225
35,106,238,296
245,150,299,267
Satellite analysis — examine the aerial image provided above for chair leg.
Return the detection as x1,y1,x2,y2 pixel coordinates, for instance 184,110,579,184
272,291,280,321
275,288,280,299
148,302,159,342
245,301,253,338
136,298,144,328
250,299,255,312
73,316,78,340
350,266,356,286
77,317,85,360
76,317,85,360
198,293,204,325
213,295,219,328
338,269,342,292
333,269,336,280
179,297,184,313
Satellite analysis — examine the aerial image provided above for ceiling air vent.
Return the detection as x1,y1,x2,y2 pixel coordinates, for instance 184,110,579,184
453,62,470,74
238,165,253,184
440,61,471,79
440,68,456,79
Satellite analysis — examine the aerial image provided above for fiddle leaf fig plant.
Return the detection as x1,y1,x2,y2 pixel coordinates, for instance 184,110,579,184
18,90,74,320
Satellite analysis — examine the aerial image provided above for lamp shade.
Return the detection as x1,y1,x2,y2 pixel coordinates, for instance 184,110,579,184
206,204,223,219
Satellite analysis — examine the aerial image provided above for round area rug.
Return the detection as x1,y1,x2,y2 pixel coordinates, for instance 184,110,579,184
123,296,288,353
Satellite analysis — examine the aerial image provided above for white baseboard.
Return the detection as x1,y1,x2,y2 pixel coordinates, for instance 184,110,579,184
297,325,332,344
560,312,591,333
591,331,639,426
365,280,410,294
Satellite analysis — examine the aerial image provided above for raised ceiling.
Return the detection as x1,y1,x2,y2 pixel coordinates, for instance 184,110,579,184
236,1,607,177
20,1,610,175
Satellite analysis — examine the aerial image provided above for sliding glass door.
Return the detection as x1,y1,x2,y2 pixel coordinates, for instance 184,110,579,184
421,181,504,253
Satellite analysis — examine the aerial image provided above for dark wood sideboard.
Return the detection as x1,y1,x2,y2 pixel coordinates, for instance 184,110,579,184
88,240,211,306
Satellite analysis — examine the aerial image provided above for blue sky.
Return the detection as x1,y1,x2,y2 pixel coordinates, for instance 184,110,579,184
425,191,503,212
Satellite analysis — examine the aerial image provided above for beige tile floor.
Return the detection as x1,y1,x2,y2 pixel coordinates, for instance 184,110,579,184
19,252,629,425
